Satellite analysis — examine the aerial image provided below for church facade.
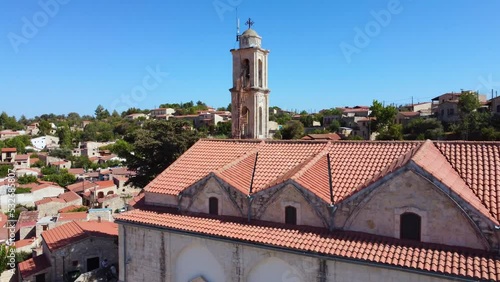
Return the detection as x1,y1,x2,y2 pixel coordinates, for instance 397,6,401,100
114,23,500,282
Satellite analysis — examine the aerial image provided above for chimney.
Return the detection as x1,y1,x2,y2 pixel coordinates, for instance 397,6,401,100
97,216,101,223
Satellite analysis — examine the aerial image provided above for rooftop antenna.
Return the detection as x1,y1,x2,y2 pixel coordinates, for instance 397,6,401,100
236,8,240,42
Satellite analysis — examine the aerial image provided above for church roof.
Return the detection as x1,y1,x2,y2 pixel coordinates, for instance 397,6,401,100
241,28,260,37
116,208,500,281
144,139,500,224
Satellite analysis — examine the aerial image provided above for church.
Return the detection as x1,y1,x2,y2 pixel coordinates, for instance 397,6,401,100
115,22,500,282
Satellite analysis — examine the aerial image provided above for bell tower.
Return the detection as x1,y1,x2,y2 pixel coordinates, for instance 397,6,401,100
230,18,270,139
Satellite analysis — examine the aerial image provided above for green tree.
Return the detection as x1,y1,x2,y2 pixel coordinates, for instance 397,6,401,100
42,169,76,187
215,121,232,137
327,120,341,132
0,165,13,178
123,119,203,188
56,126,73,149
377,124,403,140
38,120,51,135
17,175,38,185
403,118,444,140
95,105,110,121
369,100,398,132
281,120,304,140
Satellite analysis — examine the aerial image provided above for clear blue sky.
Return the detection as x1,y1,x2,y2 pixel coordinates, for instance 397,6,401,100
1,0,499,118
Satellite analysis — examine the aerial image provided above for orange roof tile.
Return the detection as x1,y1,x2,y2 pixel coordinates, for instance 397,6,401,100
58,191,81,203
35,197,65,206
58,205,86,213
146,139,262,195
144,139,500,224
58,212,88,222
15,238,35,248
67,180,98,193
41,221,117,251
435,142,500,221
1,147,16,153
18,255,51,279
116,209,500,281
95,180,115,189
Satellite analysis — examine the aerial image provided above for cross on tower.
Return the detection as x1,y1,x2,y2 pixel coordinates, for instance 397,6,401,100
245,18,254,29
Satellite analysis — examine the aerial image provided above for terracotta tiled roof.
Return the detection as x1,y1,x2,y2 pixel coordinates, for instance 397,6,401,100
18,255,51,279
16,211,39,232
67,180,98,193
35,197,65,206
95,180,115,189
97,193,119,203
146,139,262,194
435,142,500,221
116,209,500,281
30,183,63,192
15,154,29,161
41,221,117,251
58,212,88,222
15,238,35,248
58,191,81,203
144,139,500,223
398,111,421,117
68,168,85,175
1,147,16,153
58,205,86,213
301,133,341,141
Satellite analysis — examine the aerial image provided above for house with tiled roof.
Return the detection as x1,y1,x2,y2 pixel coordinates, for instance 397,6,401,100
19,220,118,282
14,154,30,168
1,147,17,162
116,139,500,281
35,191,82,217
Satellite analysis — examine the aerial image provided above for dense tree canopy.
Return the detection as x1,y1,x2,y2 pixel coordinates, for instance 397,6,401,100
121,119,204,188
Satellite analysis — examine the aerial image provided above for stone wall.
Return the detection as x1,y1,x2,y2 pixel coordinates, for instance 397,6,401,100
49,236,118,282
119,224,456,282
337,169,487,250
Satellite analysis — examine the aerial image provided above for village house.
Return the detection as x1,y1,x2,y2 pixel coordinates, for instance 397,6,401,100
18,220,118,282
489,95,500,115
15,168,41,178
16,211,39,240
14,154,30,169
149,108,175,119
1,147,17,163
30,135,59,150
49,159,71,170
432,90,487,123
83,180,118,207
124,113,149,120
35,191,82,217
80,141,112,158
0,129,21,140
396,111,421,126
0,182,65,210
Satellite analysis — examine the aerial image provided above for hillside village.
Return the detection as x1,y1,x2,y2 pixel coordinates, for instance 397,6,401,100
0,88,499,281
1,8,500,282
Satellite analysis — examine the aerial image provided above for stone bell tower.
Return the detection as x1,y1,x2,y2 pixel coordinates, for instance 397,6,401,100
230,18,270,139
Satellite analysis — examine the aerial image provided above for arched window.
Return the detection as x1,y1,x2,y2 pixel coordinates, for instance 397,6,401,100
285,206,297,225
107,191,114,195
400,212,421,241
97,192,104,199
259,107,263,136
209,197,219,215
241,59,250,87
258,59,263,87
